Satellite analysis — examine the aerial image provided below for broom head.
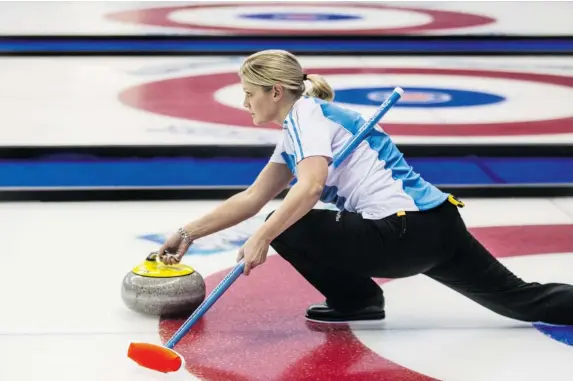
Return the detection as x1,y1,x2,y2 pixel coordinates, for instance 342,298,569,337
127,341,185,373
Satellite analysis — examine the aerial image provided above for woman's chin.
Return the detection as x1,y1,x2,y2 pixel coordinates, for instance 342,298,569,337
251,116,264,126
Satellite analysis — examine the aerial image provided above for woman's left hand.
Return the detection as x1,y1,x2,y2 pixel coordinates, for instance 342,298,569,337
237,235,270,276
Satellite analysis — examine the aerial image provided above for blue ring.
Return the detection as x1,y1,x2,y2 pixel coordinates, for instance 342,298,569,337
334,87,505,108
238,12,362,21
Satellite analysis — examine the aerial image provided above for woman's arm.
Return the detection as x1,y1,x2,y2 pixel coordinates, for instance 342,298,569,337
251,155,328,244
183,162,294,241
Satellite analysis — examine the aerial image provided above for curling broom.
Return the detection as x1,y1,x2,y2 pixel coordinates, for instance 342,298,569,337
128,260,246,373
127,87,404,373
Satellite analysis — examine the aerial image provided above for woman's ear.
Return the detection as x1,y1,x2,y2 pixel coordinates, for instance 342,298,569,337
272,84,283,101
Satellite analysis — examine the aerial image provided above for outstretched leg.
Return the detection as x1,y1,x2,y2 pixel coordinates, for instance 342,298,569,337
425,228,573,325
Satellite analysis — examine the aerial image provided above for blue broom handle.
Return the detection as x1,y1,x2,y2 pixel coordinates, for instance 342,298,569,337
166,261,245,348
332,87,403,168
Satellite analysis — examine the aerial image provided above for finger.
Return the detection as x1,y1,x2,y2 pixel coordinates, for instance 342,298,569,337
236,249,244,262
243,261,251,276
175,243,190,262
159,246,173,261
252,255,262,267
162,252,175,265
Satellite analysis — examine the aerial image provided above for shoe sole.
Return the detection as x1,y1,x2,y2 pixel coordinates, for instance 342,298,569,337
305,317,386,330
305,310,385,322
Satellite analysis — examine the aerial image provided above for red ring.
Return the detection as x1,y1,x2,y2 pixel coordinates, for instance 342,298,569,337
118,67,573,137
106,2,495,35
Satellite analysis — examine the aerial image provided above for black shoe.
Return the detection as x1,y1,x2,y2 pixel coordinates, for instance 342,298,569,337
305,302,385,324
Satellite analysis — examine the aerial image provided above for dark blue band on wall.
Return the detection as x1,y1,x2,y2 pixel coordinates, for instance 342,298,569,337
1,156,571,188
1,37,572,54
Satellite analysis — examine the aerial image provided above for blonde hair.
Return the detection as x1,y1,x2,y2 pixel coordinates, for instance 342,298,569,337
239,49,334,102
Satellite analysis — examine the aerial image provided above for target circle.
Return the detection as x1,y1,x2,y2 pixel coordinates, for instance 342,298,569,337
106,3,495,35
158,224,573,380
119,67,573,137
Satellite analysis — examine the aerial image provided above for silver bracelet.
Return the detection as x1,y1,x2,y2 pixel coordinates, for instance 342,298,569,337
177,227,193,244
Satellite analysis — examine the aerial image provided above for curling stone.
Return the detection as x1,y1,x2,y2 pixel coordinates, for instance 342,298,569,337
121,252,206,317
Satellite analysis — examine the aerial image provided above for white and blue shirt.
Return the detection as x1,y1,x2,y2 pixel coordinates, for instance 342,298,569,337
269,96,449,220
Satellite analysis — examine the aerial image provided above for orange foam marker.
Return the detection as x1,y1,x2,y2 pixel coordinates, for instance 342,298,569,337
128,342,185,373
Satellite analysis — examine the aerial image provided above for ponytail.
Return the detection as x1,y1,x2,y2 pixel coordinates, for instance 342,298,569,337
304,74,335,102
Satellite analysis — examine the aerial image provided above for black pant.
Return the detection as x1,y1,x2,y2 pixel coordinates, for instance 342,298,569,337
268,200,573,325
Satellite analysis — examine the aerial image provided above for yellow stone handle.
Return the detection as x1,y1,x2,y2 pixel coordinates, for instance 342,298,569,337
146,252,159,262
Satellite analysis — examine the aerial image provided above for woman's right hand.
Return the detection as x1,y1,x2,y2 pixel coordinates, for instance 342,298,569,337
157,228,193,265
